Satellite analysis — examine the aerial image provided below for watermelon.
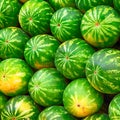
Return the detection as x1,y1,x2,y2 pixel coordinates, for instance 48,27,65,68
0,0,21,28
82,113,110,120
54,38,95,80
63,78,103,118
0,58,33,96
50,7,83,42
75,0,113,13
0,92,8,114
49,0,76,10
24,34,60,69
18,0,54,36
28,68,67,107
81,5,120,48
38,106,77,120
113,0,120,13
86,48,120,94
1,95,40,120
108,93,120,120
0,27,30,59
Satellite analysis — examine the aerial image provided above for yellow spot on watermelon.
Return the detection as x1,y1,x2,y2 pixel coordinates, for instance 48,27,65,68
0,73,26,95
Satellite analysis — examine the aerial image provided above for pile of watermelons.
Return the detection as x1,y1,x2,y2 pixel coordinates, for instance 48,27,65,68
0,0,120,119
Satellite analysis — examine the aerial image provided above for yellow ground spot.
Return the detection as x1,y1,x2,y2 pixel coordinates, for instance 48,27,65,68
0,75,25,95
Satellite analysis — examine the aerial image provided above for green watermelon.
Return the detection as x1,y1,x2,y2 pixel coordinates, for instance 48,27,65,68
75,0,113,13
49,0,76,10
0,27,30,59
24,34,60,70
108,93,120,120
63,78,103,118
1,95,40,120
38,106,77,120
50,7,83,42
19,0,54,36
28,68,67,107
0,0,21,28
113,0,120,13
86,48,120,94
82,113,110,120
54,38,95,80
0,92,8,114
0,58,33,96
81,5,120,48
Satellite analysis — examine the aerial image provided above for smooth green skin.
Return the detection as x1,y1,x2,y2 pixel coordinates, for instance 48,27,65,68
0,58,33,96
82,113,110,120
0,92,8,114
0,0,21,28
1,95,40,120
24,34,60,69
55,38,95,80
0,27,30,59
75,0,113,13
49,0,76,10
50,7,83,42
81,5,120,48
28,68,67,107
108,94,120,120
113,0,120,13
38,106,77,120
86,48,120,94
63,78,103,118
19,0,54,36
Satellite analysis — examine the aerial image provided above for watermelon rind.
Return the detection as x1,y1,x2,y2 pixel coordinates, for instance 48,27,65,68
1,95,40,120
86,48,120,94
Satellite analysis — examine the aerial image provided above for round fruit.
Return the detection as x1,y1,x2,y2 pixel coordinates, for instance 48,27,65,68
63,78,103,118
49,0,76,10
24,34,60,69
38,106,77,120
108,93,120,120
75,0,113,13
0,92,8,113
113,0,120,13
0,27,30,59
82,113,110,120
19,0,54,36
1,95,40,120
50,7,83,42
86,48,120,94
0,0,21,28
81,5,120,48
28,68,67,107
55,38,95,80
0,58,33,96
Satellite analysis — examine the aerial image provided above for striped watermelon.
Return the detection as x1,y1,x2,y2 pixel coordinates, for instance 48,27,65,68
75,0,113,13
50,7,83,42
38,106,77,120
0,92,8,114
0,0,21,28
49,0,76,10
55,38,95,80
1,95,40,120
19,0,54,36
108,93,120,120
24,34,60,70
28,68,67,107
82,113,110,120
113,0,120,13
86,48,120,94
63,78,103,118
0,58,33,96
81,5,120,48
0,27,30,59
